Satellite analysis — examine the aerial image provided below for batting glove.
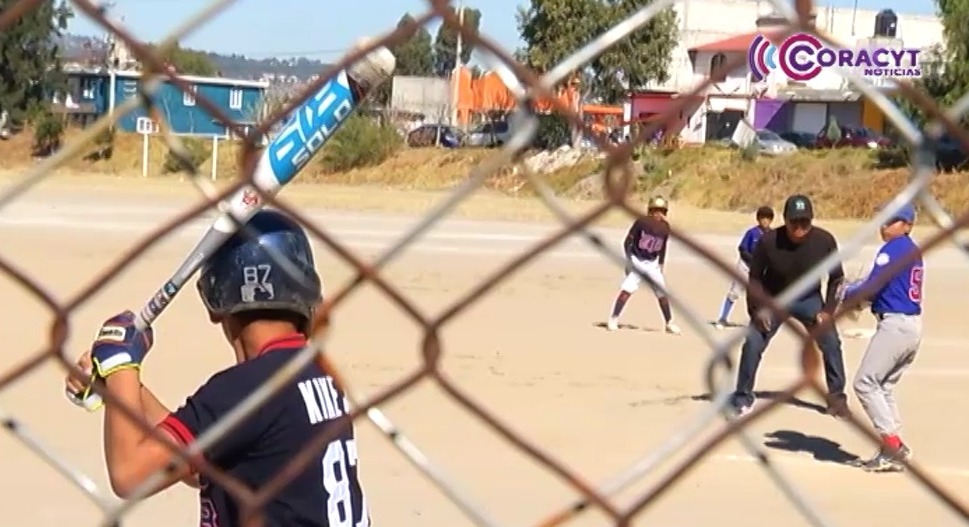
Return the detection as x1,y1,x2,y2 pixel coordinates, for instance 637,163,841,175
90,311,154,378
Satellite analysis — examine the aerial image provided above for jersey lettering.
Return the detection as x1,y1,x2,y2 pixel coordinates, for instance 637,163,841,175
323,438,369,527
637,233,664,252
908,266,924,303
298,376,347,424
200,495,218,527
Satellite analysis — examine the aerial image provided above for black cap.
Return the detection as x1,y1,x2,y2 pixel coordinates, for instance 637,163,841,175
783,194,813,220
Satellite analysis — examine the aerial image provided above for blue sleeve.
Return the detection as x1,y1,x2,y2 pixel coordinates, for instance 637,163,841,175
161,369,267,464
737,228,755,253
844,244,895,301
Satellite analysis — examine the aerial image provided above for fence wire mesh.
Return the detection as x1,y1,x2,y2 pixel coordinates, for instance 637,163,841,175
1,0,968,525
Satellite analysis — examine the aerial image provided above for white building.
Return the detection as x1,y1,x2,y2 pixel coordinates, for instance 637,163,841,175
657,0,941,93
624,0,943,143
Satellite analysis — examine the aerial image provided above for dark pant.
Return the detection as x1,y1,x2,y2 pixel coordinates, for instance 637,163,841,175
733,294,847,407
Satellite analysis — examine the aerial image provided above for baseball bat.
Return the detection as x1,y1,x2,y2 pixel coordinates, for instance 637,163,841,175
67,41,396,410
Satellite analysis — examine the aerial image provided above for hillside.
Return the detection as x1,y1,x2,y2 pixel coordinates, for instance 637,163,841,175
1,123,966,222
58,34,331,82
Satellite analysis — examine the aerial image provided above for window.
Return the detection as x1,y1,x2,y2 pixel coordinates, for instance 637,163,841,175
183,85,197,106
229,88,243,110
710,52,727,80
81,78,96,99
136,117,159,134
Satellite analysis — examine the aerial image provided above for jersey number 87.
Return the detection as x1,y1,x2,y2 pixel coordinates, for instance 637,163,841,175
323,438,369,527
907,266,924,303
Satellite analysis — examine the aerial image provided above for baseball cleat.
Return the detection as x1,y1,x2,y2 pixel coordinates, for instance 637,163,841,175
727,393,755,418
860,451,904,473
898,443,913,460
856,444,911,472
727,402,753,418
606,318,619,331
665,322,682,335
824,392,851,418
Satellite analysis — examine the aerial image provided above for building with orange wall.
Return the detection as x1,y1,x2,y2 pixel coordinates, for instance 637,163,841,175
450,66,621,131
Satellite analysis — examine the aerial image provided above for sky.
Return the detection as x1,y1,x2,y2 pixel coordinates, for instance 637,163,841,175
67,0,938,60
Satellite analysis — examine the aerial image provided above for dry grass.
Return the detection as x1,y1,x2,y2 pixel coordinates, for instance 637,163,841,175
637,145,969,221
3,128,969,221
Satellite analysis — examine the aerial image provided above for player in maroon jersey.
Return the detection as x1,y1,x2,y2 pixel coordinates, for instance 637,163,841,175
605,196,681,334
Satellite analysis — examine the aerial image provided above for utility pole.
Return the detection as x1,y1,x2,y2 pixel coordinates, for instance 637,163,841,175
450,1,464,127
96,0,120,117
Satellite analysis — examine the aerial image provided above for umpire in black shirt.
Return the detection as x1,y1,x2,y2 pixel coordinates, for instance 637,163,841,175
730,194,849,417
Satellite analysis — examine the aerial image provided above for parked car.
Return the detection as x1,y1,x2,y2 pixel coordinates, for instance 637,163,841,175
407,124,462,148
751,129,797,156
466,121,512,147
815,125,892,149
778,131,818,149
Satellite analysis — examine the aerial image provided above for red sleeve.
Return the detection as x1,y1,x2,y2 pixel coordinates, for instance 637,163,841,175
158,414,195,445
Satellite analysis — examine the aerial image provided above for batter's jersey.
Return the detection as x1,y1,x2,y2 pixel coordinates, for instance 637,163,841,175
845,235,923,315
160,334,370,527
624,217,670,264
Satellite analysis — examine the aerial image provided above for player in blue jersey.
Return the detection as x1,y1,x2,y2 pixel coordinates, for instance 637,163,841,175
65,210,371,526
606,196,681,334
714,206,774,329
842,203,923,472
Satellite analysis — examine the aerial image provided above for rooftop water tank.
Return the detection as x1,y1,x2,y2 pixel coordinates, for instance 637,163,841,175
874,9,898,38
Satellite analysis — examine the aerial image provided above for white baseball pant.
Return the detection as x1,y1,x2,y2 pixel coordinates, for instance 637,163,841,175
620,255,668,297
725,259,750,302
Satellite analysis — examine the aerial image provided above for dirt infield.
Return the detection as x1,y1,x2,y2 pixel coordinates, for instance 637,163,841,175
1,180,968,526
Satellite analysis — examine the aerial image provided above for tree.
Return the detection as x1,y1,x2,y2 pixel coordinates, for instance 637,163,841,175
433,6,482,76
0,0,72,123
372,14,435,106
393,14,435,76
516,0,677,104
593,0,678,103
935,0,969,103
149,42,218,76
894,0,966,127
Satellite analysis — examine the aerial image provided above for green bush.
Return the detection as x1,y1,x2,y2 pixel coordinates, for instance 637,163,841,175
84,126,115,161
638,150,671,188
318,113,402,173
532,113,570,151
740,140,760,162
31,110,64,157
872,145,910,169
163,137,211,174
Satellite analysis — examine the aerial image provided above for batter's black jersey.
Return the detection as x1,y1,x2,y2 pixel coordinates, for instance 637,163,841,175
623,217,670,264
160,334,370,527
746,226,845,316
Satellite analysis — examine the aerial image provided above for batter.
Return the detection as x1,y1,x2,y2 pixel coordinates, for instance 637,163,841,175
843,202,923,472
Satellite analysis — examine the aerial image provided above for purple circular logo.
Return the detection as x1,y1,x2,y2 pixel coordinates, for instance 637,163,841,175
778,33,824,81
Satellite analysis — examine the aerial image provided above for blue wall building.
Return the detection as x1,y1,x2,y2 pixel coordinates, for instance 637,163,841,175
60,68,269,136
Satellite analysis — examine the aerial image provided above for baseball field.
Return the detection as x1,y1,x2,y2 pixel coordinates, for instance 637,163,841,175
1,174,967,526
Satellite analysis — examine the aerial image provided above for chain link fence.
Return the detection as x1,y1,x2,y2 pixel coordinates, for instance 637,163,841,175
1,0,969,525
